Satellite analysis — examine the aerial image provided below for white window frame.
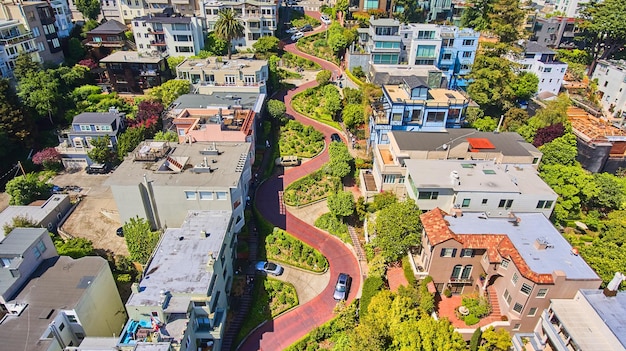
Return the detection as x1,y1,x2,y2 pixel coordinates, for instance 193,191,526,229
537,288,548,298
520,283,532,295
199,191,213,200
513,302,523,314
185,191,196,200
501,259,509,269
512,272,519,285
216,191,227,200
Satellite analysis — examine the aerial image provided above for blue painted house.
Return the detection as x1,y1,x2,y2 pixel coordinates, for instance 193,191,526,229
56,108,126,169
369,76,470,148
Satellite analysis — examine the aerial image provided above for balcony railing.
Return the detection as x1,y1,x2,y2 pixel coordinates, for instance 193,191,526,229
449,276,474,284
0,31,34,45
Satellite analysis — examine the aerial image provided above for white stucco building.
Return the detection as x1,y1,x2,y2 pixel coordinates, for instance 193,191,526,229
132,12,204,57
510,42,567,97
591,59,626,118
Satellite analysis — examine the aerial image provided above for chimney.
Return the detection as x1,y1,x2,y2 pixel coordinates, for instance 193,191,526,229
604,272,625,297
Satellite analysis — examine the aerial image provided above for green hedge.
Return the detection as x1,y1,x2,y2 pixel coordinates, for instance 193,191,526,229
286,302,358,351
314,213,349,242
359,276,384,317
266,228,329,272
402,256,417,286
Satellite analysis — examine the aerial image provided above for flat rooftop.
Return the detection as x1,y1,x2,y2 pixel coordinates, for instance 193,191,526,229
177,57,267,73
444,212,599,280
172,92,264,111
389,130,540,157
404,159,556,196
0,256,107,351
106,141,251,188
384,86,467,104
100,51,165,64
126,210,231,308
550,289,626,350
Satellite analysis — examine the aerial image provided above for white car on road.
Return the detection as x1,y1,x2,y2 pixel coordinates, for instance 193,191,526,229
291,31,304,41
320,14,331,25
286,26,299,34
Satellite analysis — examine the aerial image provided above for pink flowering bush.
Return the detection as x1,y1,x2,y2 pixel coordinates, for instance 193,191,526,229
32,147,63,171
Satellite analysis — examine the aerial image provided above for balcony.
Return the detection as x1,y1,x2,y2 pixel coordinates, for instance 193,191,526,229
0,31,34,46
448,276,474,284
149,40,166,46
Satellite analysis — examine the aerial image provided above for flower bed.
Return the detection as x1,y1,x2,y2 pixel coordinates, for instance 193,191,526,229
283,170,341,206
457,293,492,326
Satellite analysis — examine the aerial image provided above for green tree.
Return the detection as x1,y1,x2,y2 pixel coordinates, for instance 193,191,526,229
204,32,228,56
327,190,355,219
502,107,529,132
5,172,53,205
321,84,342,117
394,0,423,23
149,79,190,106
586,173,624,213
342,87,363,105
253,36,280,54
479,327,512,351
510,71,539,101
316,70,332,85
472,116,498,131
539,132,578,166
324,141,353,178
87,135,116,164
167,56,186,76
0,78,36,146
17,69,60,123
3,215,37,235
461,0,493,30
154,130,179,142
66,37,86,66
579,0,626,75
13,52,41,80
75,0,101,20
369,191,398,212
469,327,483,351
489,0,525,43
267,99,286,122
80,20,99,38
117,126,146,160
124,217,161,264
467,54,516,116
373,199,421,262
214,9,245,59
555,48,592,65
342,104,365,131
55,237,95,258
540,164,595,223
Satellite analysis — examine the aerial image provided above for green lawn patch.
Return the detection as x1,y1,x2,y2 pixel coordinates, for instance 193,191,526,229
291,86,342,131
282,52,321,70
283,170,341,206
279,120,325,158
266,228,329,272
295,32,340,65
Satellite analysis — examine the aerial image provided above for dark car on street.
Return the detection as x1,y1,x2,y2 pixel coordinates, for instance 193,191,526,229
333,273,351,300
86,163,109,174
330,133,342,143
300,24,313,32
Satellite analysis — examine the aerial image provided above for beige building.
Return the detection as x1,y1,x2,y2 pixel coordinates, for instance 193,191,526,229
119,210,235,351
361,130,542,200
416,208,602,333
176,57,269,95
0,194,72,237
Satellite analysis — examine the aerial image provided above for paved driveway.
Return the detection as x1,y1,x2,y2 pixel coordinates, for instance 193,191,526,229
270,265,330,305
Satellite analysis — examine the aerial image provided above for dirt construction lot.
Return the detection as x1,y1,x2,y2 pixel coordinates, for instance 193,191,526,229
53,170,129,256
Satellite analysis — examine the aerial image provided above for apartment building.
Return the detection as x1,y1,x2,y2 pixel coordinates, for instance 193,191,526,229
513,289,626,351
358,18,479,87
510,42,567,96
50,0,73,38
132,11,204,57
368,78,469,147
200,0,278,49
531,16,581,49
553,0,589,18
119,210,234,351
101,0,124,22
56,108,127,169
85,20,128,54
404,159,557,216
0,0,64,64
591,59,626,119
0,194,72,235
362,130,542,200
0,228,126,351
100,50,172,93
416,209,602,333
0,19,41,78
106,140,252,232
176,57,269,95
118,0,146,23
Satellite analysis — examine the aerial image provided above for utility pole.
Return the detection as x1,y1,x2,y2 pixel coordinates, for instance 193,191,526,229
17,161,26,176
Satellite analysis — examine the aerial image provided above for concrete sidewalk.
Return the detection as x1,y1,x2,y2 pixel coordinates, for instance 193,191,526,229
272,266,330,305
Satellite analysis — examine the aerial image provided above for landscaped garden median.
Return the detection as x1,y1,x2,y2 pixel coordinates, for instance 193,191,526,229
279,120,325,158
283,170,342,207
291,84,343,131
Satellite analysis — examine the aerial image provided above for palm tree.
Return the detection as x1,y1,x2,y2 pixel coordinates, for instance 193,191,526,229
214,9,245,59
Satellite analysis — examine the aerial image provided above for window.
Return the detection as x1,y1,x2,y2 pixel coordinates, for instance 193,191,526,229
374,41,400,49
80,125,91,131
175,46,193,53
481,199,488,205
503,289,510,305
512,323,521,331
537,288,548,298
521,283,532,295
225,75,236,85
36,239,46,255
185,191,196,200
461,249,473,257
513,302,523,313
498,199,513,209
134,21,139,27
501,259,509,269
528,307,537,316
462,51,472,58
216,191,227,200
95,125,112,132
440,248,456,257
461,265,472,279
451,265,462,279
67,315,77,323
442,38,454,47
199,191,213,200
426,111,446,122
416,45,436,58
417,30,435,39
442,53,452,60
544,67,552,73
144,33,149,38
418,191,439,200
536,200,554,209
59,323,65,331
1,258,12,267
174,35,191,41
172,23,190,31
383,174,396,183
512,272,519,285
461,198,471,207
462,39,475,46
32,27,40,37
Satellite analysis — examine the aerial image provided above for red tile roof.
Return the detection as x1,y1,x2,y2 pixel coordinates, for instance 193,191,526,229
421,208,555,284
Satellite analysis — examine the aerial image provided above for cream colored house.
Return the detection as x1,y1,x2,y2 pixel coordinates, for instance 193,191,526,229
176,57,269,95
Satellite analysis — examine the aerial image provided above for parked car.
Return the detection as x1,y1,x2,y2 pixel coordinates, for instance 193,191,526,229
116,227,124,237
330,133,342,143
333,273,351,300
299,24,313,32
291,32,305,41
320,14,331,25
255,261,285,276
275,155,301,167
286,0,297,5
86,163,109,174
286,26,299,34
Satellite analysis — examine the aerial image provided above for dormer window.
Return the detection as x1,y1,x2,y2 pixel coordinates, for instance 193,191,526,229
80,125,91,131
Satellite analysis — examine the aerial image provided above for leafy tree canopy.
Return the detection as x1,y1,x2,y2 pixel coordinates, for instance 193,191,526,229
579,0,626,75
55,237,95,259
540,164,595,223
316,70,332,85
479,327,512,351
13,52,41,80
373,199,421,262
87,135,116,164
149,79,190,106
166,56,186,76
117,126,146,160
471,116,498,132
3,215,37,235
253,36,280,54
369,191,398,212
204,32,228,56
538,132,578,166
342,103,365,131
75,0,101,20
5,172,53,206
327,190,355,218
123,217,161,264
214,9,245,59
267,99,287,123
153,130,179,142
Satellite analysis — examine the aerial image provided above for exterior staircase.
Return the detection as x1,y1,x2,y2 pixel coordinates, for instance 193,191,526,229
487,285,501,317
347,225,366,261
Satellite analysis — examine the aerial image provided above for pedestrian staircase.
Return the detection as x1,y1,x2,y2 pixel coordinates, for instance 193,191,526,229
487,285,501,317
347,225,366,261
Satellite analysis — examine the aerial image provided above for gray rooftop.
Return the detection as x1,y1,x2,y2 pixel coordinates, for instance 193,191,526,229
126,210,231,308
0,227,48,255
370,65,442,86
106,141,251,188
370,18,400,26
549,289,626,350
132,342,174,351
0,256,107,351
444,212,599,279
77,337,119,350
0,194,69,237
404,159,556,196
100,51,166,64
135,14,191,24
73,111,122,124
390,130,540,157
525,41,555,54
88,20,127,34
172,92,264,112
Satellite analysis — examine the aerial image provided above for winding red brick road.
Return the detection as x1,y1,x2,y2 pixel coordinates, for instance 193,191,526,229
238,15,360,351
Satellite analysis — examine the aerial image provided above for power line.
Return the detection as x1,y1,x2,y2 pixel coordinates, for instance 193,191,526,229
0,164,20,182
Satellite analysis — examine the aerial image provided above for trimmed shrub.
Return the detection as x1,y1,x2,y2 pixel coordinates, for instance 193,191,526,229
359,276,384,317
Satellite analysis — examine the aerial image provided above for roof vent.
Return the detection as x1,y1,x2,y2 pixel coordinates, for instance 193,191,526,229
534,237,550,250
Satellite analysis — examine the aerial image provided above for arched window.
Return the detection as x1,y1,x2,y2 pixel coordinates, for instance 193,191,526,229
451,265,462,279
461,265,473,279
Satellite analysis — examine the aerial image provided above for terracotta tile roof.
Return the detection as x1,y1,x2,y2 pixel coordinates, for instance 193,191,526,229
421,208,555,284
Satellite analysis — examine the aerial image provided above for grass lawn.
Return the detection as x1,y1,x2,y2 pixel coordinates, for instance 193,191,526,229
291,87,342,131
296,32,340,66
279,120,325,158
283,170,342,206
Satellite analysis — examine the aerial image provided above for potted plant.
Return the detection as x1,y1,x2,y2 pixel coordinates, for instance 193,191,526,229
479,272,487,282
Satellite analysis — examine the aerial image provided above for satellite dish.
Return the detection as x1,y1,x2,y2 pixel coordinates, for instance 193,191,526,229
442,144,448,150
